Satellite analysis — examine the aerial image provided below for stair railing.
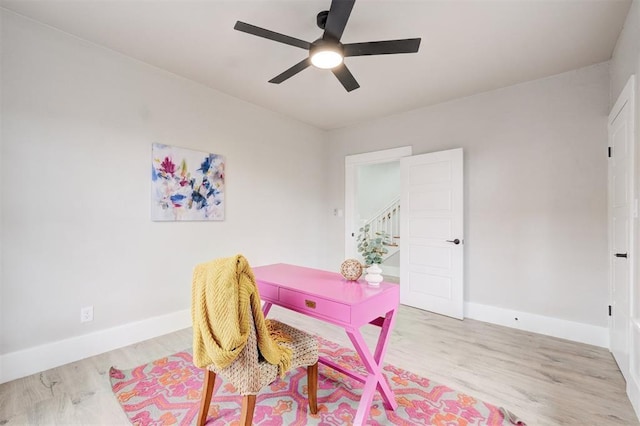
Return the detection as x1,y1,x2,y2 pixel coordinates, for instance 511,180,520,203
363,197,400,246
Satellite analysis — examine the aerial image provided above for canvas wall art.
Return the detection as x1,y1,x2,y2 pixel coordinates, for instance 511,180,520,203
151,143,225,221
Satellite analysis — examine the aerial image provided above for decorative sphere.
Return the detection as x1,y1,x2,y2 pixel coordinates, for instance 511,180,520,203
340,259,363,281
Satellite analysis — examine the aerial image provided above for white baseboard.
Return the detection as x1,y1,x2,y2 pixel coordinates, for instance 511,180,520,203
0,309,191,384
0,303,610,383
464,302,608,348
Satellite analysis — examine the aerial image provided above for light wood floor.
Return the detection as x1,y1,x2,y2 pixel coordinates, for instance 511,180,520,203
0,304,637,425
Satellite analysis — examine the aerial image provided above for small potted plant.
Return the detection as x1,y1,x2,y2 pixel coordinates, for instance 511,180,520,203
357,224,389,285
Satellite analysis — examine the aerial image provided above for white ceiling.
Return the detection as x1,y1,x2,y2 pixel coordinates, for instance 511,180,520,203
1,0,632,130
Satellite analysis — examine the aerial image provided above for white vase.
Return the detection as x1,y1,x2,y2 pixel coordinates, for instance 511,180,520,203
364,264,383,286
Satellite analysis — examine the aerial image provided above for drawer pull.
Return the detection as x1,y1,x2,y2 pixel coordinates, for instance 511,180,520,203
305,300,316,309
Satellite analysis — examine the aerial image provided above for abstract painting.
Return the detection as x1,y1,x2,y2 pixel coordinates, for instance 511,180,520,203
151,143,225,221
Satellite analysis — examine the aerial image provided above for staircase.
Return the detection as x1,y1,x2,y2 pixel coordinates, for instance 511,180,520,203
362,197,400,261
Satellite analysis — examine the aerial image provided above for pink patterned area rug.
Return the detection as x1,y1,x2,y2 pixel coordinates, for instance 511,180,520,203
110,337,524,426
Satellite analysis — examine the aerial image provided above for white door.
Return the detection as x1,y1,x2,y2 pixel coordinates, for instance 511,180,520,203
608,77,635,383
400,148,464,319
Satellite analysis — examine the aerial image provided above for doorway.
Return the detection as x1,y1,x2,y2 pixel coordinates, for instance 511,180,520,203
356,161,401,276
345,147,465,319
345,147,412,276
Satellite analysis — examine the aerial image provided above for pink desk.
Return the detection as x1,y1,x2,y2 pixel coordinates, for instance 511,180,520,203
252,263,400,425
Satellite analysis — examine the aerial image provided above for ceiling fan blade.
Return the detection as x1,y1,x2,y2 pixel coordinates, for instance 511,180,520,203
331,63,360,92
323,0,355,42
269,58,312,84
344,38,421,57
234,21,311,50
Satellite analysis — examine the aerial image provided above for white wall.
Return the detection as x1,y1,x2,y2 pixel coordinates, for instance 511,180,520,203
610,0,640,418
0,4,621,383
327,63,610,333
356,161,400,222
0,10,328,380
611,0,640,105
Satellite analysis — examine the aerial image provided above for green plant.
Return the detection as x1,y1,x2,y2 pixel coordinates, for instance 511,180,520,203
356,224,390,266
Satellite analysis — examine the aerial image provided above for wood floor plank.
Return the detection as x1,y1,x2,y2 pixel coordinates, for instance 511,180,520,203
0,303,637,425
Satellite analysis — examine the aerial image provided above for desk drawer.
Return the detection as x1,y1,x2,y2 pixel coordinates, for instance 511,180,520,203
259,282,279,301
279,288,350,323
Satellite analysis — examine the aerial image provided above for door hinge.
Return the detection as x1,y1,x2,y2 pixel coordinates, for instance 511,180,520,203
608,147,612,158
609,305,612,316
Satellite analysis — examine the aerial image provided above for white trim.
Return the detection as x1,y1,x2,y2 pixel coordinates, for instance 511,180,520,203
344,146,412,260
0,309,191,384
464,302,608,348
345,146,413,166
610,76,636,125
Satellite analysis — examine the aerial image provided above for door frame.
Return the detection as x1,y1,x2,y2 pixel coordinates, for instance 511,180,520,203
344,146,412,259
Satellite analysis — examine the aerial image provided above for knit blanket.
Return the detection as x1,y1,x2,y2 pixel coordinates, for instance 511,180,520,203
191,255,292,376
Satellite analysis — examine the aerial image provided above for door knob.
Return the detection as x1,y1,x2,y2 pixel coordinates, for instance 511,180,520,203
446,239,461,245
615,253,628,258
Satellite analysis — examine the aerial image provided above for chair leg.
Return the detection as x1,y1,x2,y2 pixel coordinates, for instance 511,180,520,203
308,362,318,414
197,369,216,426
240,394,257,426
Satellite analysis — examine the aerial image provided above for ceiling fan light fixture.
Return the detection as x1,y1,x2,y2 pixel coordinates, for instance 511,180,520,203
310,43,343,69
234,0,421,91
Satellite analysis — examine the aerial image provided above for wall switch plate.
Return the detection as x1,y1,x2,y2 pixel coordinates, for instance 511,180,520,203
80,306,94,323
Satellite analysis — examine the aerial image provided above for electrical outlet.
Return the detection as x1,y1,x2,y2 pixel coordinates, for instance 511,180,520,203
80,306,94,323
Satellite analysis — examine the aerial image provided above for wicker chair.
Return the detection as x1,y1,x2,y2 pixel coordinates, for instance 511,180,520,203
196,312,319,426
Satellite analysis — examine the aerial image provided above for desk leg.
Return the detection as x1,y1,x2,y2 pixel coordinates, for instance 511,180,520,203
262,301,273,317
346,308,398,425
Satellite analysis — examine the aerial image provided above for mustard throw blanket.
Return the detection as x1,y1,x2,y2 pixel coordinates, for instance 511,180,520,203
191,255,292,376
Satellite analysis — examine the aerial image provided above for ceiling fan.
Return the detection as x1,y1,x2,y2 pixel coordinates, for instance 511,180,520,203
234,0,421,92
